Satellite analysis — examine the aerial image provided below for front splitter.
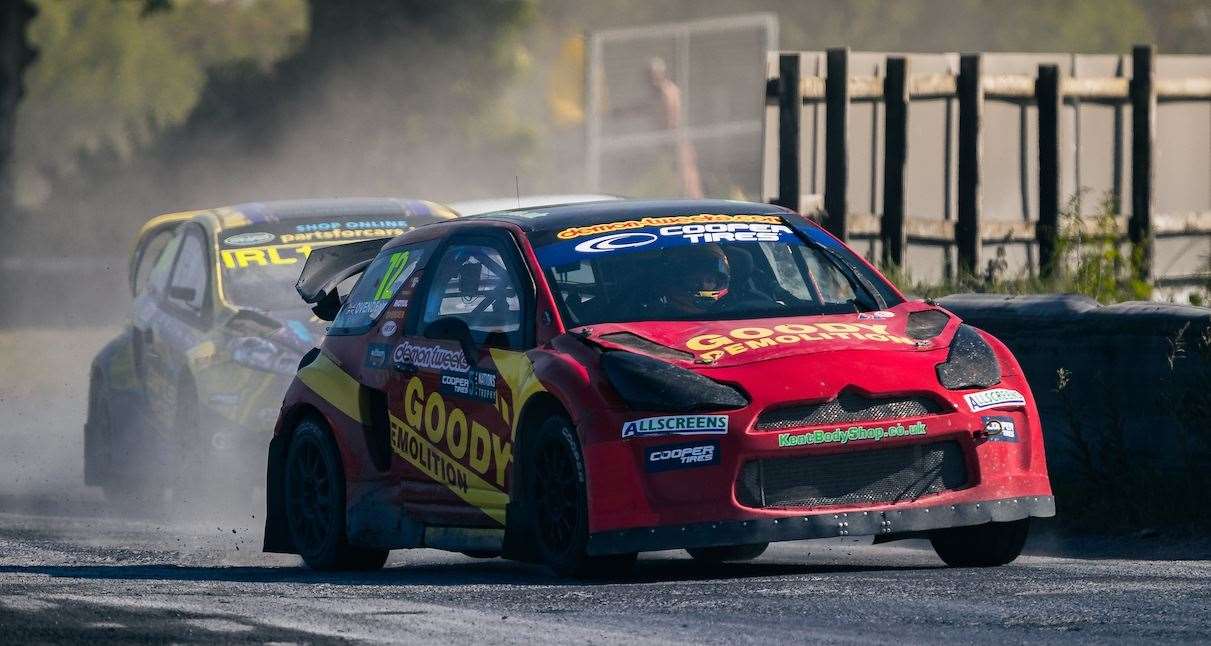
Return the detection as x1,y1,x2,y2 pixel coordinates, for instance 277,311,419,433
586,495,1056,555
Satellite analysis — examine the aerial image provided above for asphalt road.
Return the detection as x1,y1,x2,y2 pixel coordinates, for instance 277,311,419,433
1,508,1208,645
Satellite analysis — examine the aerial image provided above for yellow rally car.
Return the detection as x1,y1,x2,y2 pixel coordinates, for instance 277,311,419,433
84,198,457,504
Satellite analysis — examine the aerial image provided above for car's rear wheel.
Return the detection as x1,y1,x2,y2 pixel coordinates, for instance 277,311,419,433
89,374,167,513
284,418,388,571
686,542,768,563
84,372,112,487
521,415,636,578
929,519,1030,567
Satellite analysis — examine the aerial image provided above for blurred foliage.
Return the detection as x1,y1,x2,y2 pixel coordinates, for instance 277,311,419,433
13,0,1211,250
16,0,306,202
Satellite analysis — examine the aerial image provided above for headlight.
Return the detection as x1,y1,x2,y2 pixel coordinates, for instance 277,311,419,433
601,351,748,412
231,336,296,376
936,324,1001,390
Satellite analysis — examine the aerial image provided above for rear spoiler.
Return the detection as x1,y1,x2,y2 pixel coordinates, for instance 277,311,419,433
295,237,390,320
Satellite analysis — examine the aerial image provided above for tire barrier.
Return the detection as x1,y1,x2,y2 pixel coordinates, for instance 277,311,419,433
940,294,1211,529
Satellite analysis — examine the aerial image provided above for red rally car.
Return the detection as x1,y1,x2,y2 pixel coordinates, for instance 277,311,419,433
263,199,1054,576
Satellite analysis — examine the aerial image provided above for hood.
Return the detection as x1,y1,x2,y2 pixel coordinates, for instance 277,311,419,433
579,302,958,368
222,306,324,374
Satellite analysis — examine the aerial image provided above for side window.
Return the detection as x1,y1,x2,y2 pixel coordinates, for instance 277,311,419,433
330,244,426,334
420,242,526,349
761,244,813,301
145,229,184,296
133,230,173,296
167,228,208,312
799,247,857,304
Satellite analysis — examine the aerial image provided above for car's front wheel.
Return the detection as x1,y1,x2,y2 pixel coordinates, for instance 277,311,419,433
929,519,1029,567
520,415,636,578
284,418,388,571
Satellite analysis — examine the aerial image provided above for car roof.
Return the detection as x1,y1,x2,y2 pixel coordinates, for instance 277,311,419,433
214,198,456,228
445,199,793,238
449,194,622,216
137,197,457,240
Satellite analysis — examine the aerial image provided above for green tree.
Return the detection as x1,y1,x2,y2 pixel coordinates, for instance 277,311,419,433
15,0,306,205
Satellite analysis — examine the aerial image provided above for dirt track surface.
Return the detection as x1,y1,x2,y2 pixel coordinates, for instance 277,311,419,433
3,328,1210,643
0,511,1208,645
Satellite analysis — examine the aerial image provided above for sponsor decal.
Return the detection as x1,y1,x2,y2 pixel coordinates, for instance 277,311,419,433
381,320,398,337
279,223,408,244
392,340,471,373
439,368,498,402
374,250,411,300
778,421,927,447
556,214,784,240
221,244,313,269
389,376,512,491
285,320,313,344
574,232,658,253
657,221,791,244
645,441,721,472
964,388,1026,412
687,322,915,362
364,343,391,369
858,310,896,320
293,219,412,233
343,299,389,319
223,231,276,246
981,415,1018,441
621,414,729,438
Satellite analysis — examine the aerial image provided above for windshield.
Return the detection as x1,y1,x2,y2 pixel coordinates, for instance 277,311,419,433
533,214,900,326
217,217,423,311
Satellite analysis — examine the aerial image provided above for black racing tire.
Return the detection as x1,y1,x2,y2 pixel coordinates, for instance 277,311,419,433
89,373,167,513
284,418,388,571
686,542,769,563
84,371,112,487
929,519,1030,567
520,415,636,578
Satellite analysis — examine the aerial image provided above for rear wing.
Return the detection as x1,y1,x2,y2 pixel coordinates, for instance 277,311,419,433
295,237,390,320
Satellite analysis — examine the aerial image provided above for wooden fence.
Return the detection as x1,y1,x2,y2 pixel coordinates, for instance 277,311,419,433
766,45,1211,286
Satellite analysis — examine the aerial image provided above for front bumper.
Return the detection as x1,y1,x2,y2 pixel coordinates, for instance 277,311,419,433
586,494,1055,555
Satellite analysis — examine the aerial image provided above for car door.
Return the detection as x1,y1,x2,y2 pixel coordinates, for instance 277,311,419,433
388,231,534,528
144,223,213,427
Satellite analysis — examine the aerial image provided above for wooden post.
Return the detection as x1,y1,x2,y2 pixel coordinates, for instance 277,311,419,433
776,54,801,212
1129,44,1155,282
956,54,983,277
824,47,849,240
1036,64,1061,278
881,57,909,268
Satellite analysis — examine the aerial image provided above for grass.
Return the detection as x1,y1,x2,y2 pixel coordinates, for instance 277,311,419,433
883,192,1157,304
1050,322,1211,532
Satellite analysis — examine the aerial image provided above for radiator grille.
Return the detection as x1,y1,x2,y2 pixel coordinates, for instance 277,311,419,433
754,390,944,431
736,440,967,509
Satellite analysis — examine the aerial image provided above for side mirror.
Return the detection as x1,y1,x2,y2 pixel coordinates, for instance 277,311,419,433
311,289,343,322
168,285,196,302
423,317,477,364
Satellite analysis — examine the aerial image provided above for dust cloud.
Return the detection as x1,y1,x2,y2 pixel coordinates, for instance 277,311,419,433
0,23,530,534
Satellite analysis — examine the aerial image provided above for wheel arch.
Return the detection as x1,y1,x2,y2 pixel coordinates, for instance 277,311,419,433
263,401,330,554
502,391,574,560
84,329,139,486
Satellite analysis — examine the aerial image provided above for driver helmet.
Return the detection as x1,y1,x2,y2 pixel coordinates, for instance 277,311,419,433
662,243,730,310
